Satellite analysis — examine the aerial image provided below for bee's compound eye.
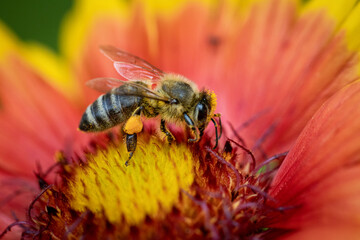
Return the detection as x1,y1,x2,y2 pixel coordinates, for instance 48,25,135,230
194,102,208,125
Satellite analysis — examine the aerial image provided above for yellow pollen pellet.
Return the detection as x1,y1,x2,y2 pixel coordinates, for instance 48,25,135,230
124,115,143,134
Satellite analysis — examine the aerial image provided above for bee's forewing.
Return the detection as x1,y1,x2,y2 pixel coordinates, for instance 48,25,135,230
113,62,162,82
100,45,164,81
86,77,126,93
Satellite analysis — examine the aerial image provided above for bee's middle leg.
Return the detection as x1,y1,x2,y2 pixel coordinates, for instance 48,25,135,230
160,119,175,144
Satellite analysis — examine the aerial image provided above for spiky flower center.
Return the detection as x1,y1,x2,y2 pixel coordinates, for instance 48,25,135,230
9,134,282,239
66,137,194,225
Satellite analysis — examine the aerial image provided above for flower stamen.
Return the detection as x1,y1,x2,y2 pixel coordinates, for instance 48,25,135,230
0,221,29,238
205,146,242,190
63,210,90,239
228,139,256,171
253,151,289,174
27,184,53,222
182,190,220,240
237,184,277,203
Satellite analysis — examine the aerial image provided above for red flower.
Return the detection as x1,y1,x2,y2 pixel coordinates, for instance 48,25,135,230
269,83,360,239
0,0,360,239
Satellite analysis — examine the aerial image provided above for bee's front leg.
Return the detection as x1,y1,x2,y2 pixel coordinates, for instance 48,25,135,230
183,112,199,143
123,106,143,166
160,119,175,144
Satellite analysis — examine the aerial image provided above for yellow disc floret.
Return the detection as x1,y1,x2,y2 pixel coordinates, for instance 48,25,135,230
66,136,194,225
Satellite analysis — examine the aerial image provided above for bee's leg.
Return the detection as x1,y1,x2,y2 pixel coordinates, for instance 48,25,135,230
124,107,143,135
123,106,143,166
209,113,222,149
125,133,137,166
210,118,219,149
183,112,199,143
199,127,205,138
160,119,175,144
213,113,222,138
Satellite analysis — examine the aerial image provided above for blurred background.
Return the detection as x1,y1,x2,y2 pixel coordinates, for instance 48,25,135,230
0,0,73,52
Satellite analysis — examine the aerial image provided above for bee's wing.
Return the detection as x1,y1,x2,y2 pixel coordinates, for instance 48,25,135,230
86,77,125,93
100,45,164,82
86,77,171,103
114,62,162,82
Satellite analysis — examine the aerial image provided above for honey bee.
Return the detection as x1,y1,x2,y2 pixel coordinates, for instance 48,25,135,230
79,46,221,165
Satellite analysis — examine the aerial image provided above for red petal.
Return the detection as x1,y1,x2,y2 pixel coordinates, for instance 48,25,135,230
0,174,36,238
0,56,91,178
74,1,358,160
218,1,358,159
269,82,360,235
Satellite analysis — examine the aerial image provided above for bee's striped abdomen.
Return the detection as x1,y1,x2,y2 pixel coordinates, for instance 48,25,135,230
79,90,142,132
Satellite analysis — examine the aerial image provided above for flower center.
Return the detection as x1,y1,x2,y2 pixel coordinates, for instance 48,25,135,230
14,135,281,239
66,136,195,225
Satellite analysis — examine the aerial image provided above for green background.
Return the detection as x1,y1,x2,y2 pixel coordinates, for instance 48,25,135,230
0,0,73,52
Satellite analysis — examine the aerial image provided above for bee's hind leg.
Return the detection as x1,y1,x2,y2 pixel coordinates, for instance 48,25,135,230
125,133,137,166
160,119,175,145
123,106,143,166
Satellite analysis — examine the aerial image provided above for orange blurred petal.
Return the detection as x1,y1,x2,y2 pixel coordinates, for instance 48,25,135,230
76,3,213,104
72,0,358,161
221,0,358,158
269,82,360,235
0,55,91,178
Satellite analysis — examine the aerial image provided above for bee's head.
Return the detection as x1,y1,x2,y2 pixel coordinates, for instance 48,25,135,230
193,90,218,136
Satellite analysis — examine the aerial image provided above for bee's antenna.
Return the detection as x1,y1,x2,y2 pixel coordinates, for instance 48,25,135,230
211,118,219,149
